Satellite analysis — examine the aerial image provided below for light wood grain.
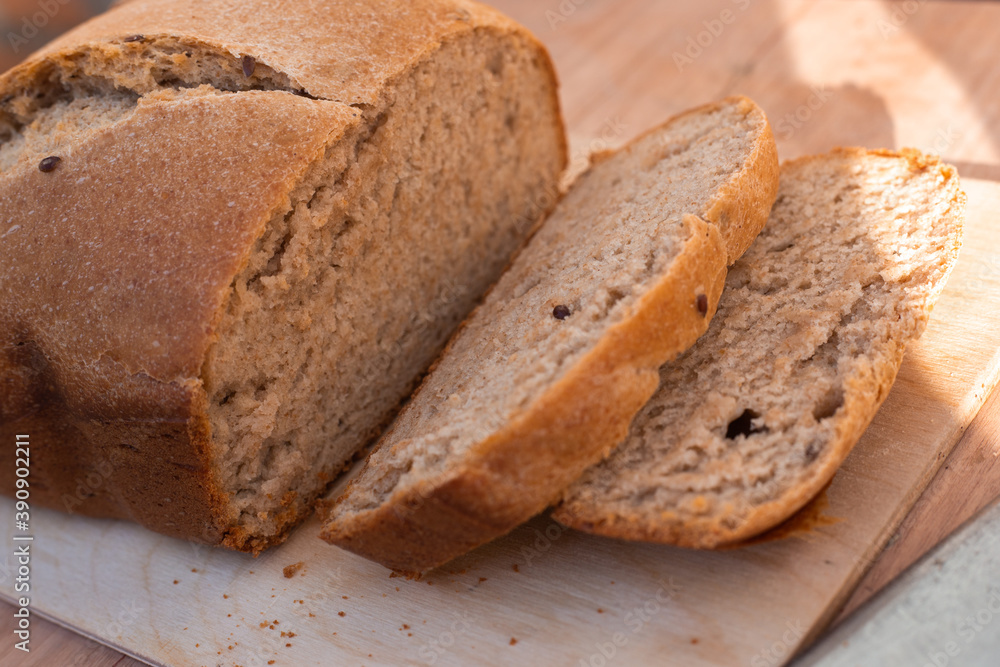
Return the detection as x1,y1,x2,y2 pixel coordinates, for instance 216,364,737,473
0,612,139,667
3,0,1000,665
799,498,1000,665
495,0,1000,169
838,373,1000,622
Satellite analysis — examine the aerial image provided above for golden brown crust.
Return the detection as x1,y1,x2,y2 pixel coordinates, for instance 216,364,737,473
0,0,566,551
320,97,779,573
591,95,779,265
2,0,524,106
0,91,355,545
552,148,966,548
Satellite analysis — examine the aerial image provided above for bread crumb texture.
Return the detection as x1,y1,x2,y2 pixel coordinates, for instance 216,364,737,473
0,0,565,550
321,96,779,572
555,148,965,547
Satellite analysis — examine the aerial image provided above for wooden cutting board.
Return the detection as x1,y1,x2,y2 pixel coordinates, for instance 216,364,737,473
2,177,999,667
5,1,1000,664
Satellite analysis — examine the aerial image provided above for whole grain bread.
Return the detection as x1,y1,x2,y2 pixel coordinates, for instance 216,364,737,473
554,148,965,547
320,96,779,573
0,0,566,552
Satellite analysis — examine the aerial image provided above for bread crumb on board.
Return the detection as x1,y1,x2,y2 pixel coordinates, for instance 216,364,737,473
283,562,305,578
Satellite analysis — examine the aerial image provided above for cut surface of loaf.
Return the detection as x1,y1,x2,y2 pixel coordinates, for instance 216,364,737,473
0,0,566,551
554,148,966,547
321,96,779,573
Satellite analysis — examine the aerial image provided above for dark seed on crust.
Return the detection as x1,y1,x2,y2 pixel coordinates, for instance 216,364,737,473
241,55,257,78
804,441,822,462
38,156,61,172
553,304,571,320
696,293,708,316
123,34,144,43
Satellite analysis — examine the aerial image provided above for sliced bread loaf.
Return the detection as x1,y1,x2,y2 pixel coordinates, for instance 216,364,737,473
320,96,779,573
554,149,965,547
0,0,566,552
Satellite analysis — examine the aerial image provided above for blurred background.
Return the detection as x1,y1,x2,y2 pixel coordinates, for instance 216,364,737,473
0,0,111,71
3,0,996,178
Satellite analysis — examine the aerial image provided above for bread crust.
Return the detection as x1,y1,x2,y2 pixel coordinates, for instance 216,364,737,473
0,0,567,551
320,96,780,573
1,0,532,106
552,148,967,548
0,90,356,547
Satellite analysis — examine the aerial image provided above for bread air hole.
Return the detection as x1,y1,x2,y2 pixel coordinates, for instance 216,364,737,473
812,387,844,421
725,409,767,439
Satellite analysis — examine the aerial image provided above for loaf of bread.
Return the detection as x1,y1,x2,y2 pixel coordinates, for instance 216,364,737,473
0,0,566,552
321,96,780,573
554,149,965,547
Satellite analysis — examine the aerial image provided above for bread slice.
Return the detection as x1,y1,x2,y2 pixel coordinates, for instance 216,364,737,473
554,148,965,547
0,0,566,552
320,96,779,573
